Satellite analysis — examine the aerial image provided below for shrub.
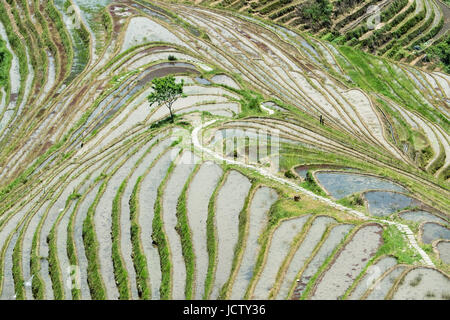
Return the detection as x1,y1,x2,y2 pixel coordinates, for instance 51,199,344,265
260,0,293,15
301,171,327,196
426,33,450,73
381,0,408,22
296,0,333,31
284,170,297,179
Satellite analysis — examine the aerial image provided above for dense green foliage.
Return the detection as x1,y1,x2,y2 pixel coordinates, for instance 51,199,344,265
426,33,450,73
260,0,293,15
333,0,365,16
300,171,327,196
148,75,185,123
205,0,447,70
0,39,12,88
381,0,409,22
296,0,333,31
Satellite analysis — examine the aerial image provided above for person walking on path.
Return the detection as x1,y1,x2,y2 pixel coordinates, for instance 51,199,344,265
319,114,324,125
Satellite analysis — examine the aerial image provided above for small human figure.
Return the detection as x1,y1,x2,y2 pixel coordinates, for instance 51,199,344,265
319,114,323,125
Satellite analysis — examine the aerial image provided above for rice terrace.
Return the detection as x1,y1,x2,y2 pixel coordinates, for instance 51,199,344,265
0,0,448,302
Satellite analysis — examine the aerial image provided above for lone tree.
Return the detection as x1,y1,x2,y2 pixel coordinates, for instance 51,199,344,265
147,75,184,123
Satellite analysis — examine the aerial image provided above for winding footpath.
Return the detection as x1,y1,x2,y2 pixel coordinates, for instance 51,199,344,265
192,120,434,267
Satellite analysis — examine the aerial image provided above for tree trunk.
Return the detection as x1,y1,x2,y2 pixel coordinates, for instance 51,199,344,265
167,102,174,123
169,107,174,123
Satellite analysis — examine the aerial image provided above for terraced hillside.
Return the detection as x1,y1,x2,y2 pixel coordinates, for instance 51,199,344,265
187,0,450,71
0,0,448,300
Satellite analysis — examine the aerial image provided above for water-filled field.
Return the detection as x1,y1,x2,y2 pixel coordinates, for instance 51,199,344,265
0,0,447,301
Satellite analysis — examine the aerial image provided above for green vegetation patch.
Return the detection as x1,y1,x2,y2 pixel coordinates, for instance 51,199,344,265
0,39,12,88
129,176,151,299
175,165,199,299
152,150,180,299
111,181,131,299
204,171,226,299
300,171,327,197
337,45,449,132
377,225,422,264
82,181,107,300
425,33,450,74
337,192,366,212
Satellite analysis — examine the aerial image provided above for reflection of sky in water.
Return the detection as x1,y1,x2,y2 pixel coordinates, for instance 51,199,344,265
436,242,450,264
209,128,298,146
73,0,111,9
296,168,308,179
399,211,447,224
315,172,407,199
54,0,91,83
421,223,450,244
195,77,211,85
296,167,359,180
130,3,172,23
365,191,418,217
72,0,112,32
299,39,320,60
244,268,253,281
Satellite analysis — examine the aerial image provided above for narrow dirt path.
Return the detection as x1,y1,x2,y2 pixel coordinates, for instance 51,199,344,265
192,120,434,267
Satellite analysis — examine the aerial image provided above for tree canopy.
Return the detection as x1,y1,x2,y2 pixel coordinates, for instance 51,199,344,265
295,0,333,31
426,34,450,74
147,75,184,123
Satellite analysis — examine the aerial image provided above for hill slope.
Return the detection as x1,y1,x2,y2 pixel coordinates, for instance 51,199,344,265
0,0,448,300
185,0,450,72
